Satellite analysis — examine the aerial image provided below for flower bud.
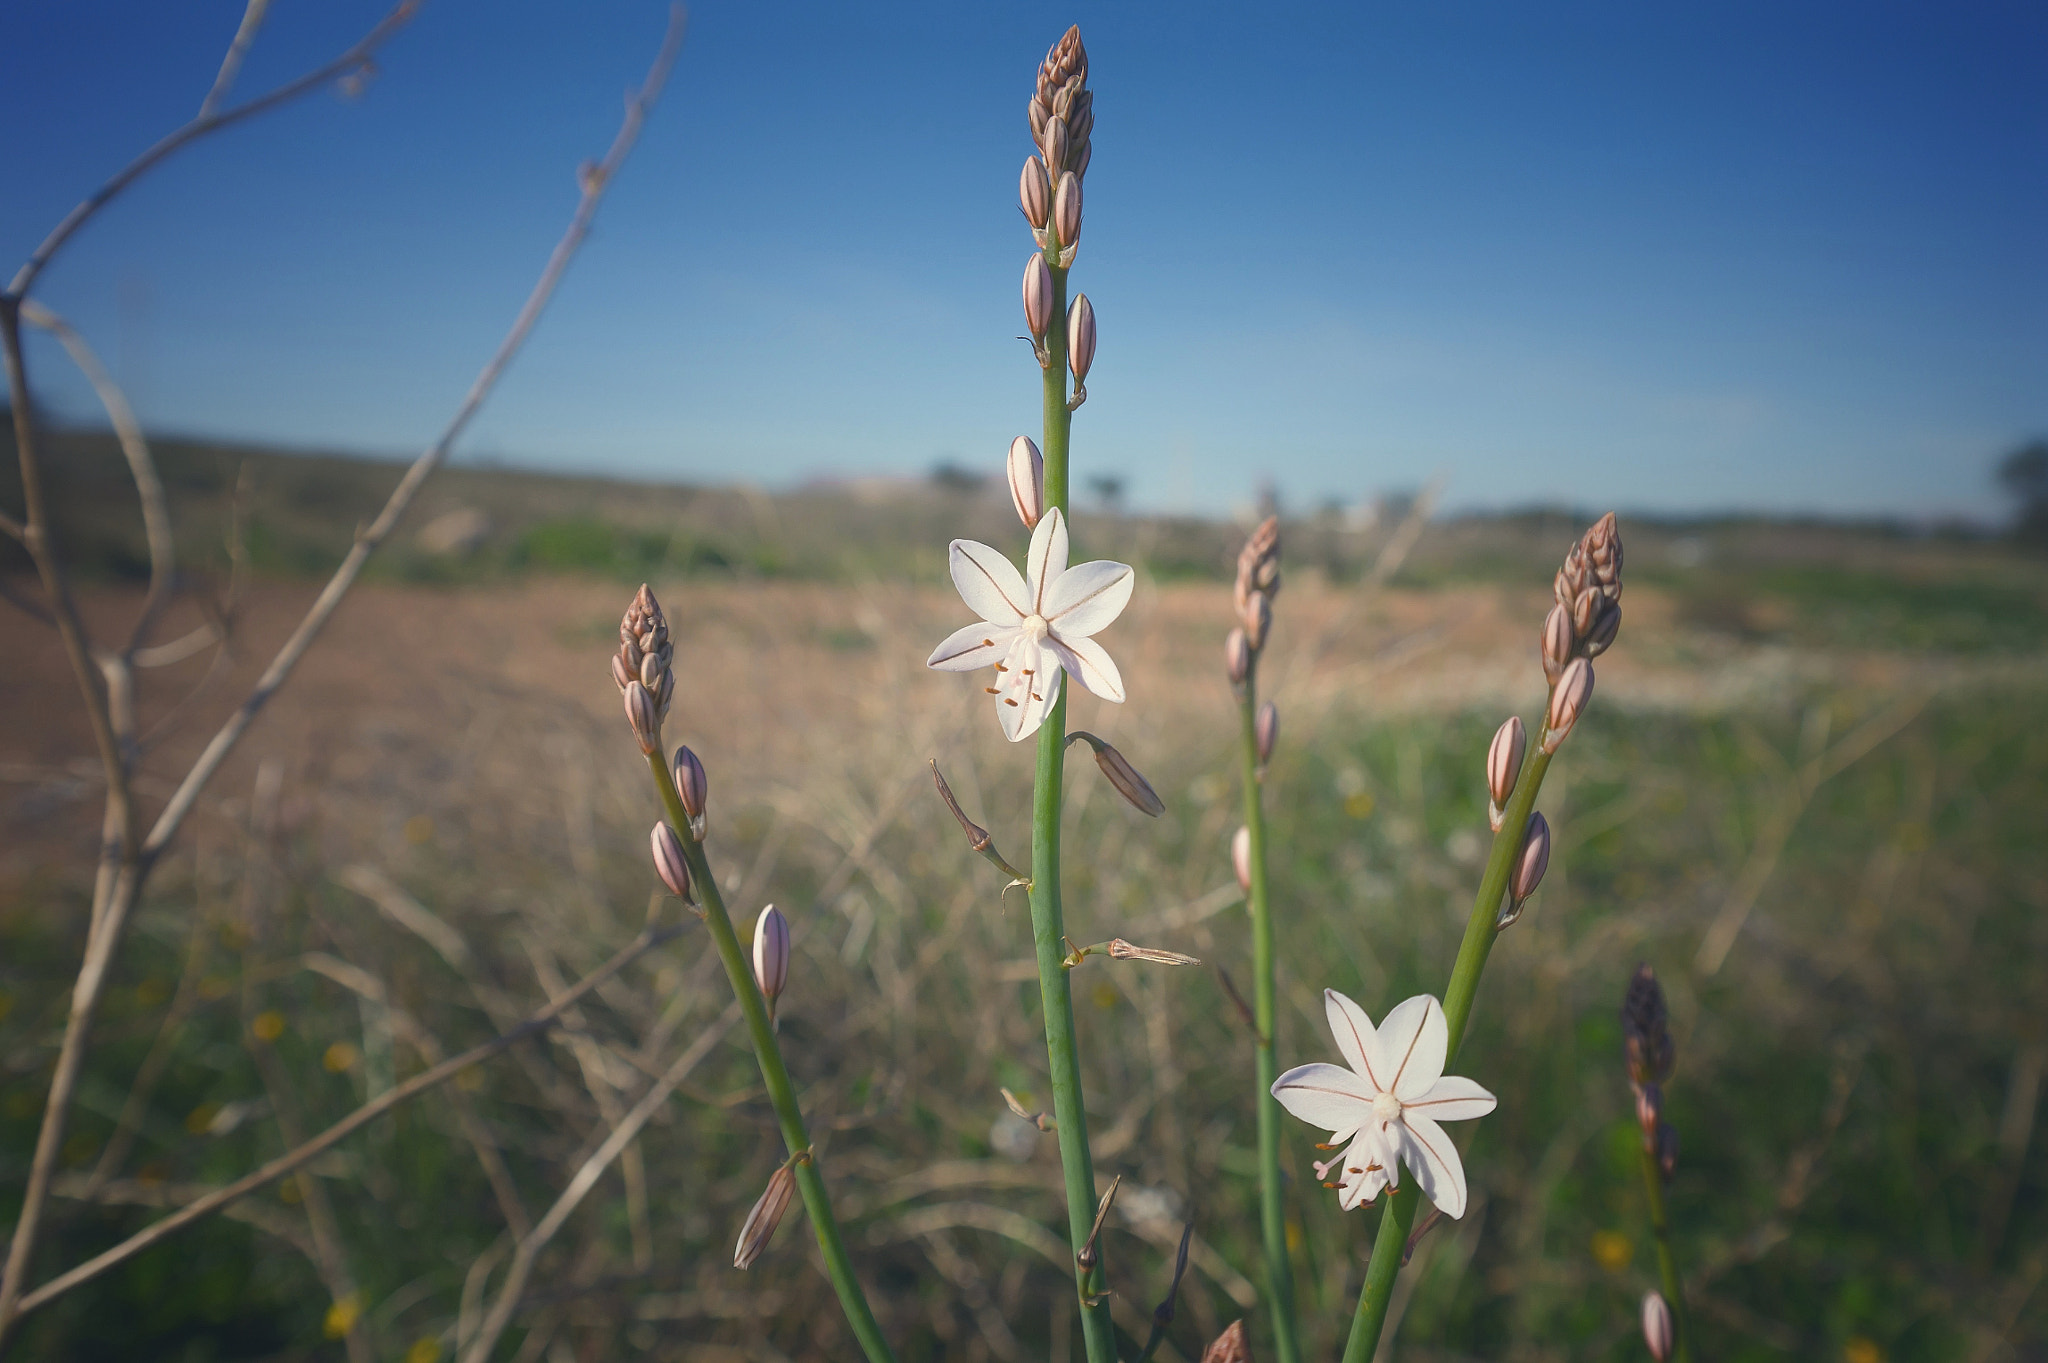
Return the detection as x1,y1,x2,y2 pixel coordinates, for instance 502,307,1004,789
1510,811,1550,905
610,652,634,691
1232,825,1252,894
1067,292,1096,384
1486,715,1525,818
1634,1081,1663,1143
1019,155,1050,229
734,1161,798,1269
1023,254,1054,340
1255,701,1279,765
673,745,707,823
1043,117,1070,184
1640,1291,1674,1362
1008,435,1045,530
1224,628,1250,685
1053,171,1082,252
752,904,790,1011
1541,603,1574,685
1621,963,1676,1085
1543,658,1594,753
649,822,691,899
1657,1121,1679,1178
1242,590,1272,651
1079,733,1164,817
1581,597,1621,657
1571,585,1602,638
623,680,660,754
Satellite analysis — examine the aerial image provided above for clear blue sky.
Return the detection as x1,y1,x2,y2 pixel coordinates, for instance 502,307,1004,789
5,2,2043,521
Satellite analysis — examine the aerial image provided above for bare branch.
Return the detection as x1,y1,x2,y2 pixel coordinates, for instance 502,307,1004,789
10,925,684,1324
18,302,178,656
139,4,688,869
199,0,275,119
7,0,422,301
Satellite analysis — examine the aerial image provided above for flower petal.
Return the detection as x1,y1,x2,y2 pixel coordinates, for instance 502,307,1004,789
1406,1074,1498,1124
997,638,1062,743
1045,634,1125,703
949,539,1029,624
1331,1133,1391,1210
1395,1113,1470,1219
926,621,1019,672
1323,989,1383,1092
1026,506,1070,615
1372,994,1449,1101
1270,1062,1377,1139
1042,558,1133,638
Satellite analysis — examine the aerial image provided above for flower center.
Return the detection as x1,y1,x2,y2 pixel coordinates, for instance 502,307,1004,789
1372,1091,1402,1122
1019,613,1050,643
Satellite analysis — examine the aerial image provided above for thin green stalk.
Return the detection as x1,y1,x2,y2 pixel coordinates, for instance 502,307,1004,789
646,752,896,1363
1640,1141,1697,1363
1029,258,1117,1363
1342,743,1557,1362
1239,682,1302,1363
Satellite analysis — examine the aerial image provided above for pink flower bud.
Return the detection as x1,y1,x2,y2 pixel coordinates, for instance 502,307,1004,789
610,652,635,691
1225,628,1250,685
1486,716,1525,814
1242,590,1272,651
1657,1121,1680,1178
1582,597,1621,657
734,1160,798,1269
1019,155,1050,229
1541,602,1574,685
1543,658,1594,753
1232,825,1253,893
1043,117,1070,183
1067,292,1096,384
1510,811,1550,905
673,745,707,822
623,681,660,754
1023,253,1053,340
752,904,789,1009
1255,701,1279,765
1640,1291,1674,1362
1053,171,1082,252
649,822,691,899
1634,1081,1663,1143
1008,436,1045,530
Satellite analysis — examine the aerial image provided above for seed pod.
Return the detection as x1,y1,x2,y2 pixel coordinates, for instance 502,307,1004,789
1581,597,1621,657
1232,825,1252,893
752,904,790,1010
1510,811,1550,905
1023,254,1053,340
1019,155,1050,228
1067,293,1096,384
734,1161,799,1269
673,745,708,823
649,822,691,899
1224,628,1251,685
1053,172,1082,251
1255,701,1279,765
1008,435,1046,529
1541,602,1574,684
1486,715,1525,815
1640,1291,1674,1362
1543,658,1594,753
623,681,660,754
1621,963,1675,1086
1242,590,1272,651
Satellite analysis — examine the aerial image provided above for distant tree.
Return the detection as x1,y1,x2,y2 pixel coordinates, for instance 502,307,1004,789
929,461,985,493
1998,438,2048,544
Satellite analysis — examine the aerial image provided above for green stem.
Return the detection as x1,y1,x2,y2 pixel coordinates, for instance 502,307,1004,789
647,751,896,1363
1341,743,1557,1363
1240,679,1302,1363
1640,1140,1697,1363
1027,258,1115,1363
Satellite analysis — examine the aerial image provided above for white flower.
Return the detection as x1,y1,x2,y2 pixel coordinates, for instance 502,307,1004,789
927,506,1134,742
1270,990,1497,1218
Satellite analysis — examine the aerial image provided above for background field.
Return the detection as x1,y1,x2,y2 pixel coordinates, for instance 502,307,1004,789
4,432,2047,1362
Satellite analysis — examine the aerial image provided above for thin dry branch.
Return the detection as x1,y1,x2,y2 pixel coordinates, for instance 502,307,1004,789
199,0,275,120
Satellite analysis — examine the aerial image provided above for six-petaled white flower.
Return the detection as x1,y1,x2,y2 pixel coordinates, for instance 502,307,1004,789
927,506,1134,742
1271,989,1497,1218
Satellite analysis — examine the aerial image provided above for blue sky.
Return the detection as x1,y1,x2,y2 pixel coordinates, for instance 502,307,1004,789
4,2,2043,520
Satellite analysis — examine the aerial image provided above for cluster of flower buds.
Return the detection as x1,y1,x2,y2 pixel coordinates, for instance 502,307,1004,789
1640,1291,1675,1361
1540,514,1623,750
1623,963,1680,1178
1226,516,1282,692
1021,25,1092,264
752,904,789,1018
614,585,675,755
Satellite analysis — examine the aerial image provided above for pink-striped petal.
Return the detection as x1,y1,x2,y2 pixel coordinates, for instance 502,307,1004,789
949,539,1029,624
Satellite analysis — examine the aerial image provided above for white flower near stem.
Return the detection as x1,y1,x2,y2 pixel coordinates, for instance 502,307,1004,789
927,506,1134,742
1270,990,1497,1217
